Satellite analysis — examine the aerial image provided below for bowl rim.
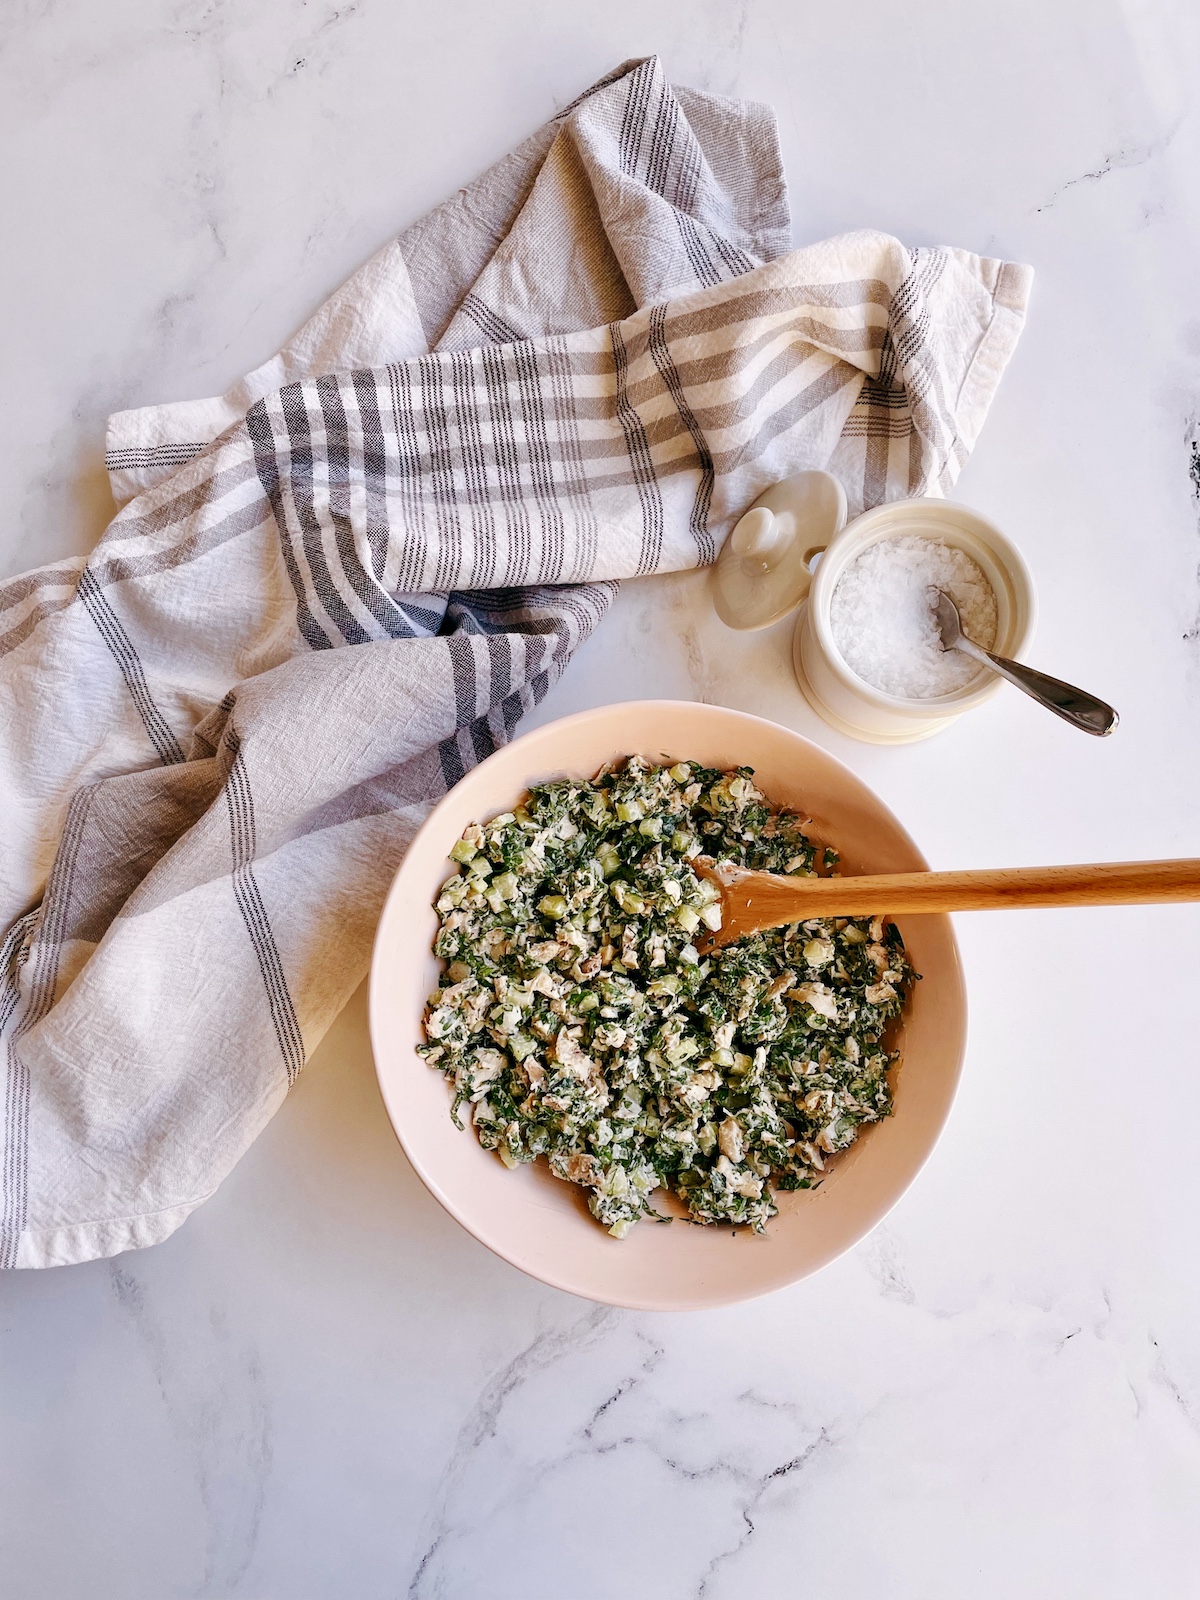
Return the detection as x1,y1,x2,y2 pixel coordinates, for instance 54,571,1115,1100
368,699,968,1309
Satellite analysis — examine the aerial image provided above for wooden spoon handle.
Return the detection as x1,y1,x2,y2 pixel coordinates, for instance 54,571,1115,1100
715,857,1200,929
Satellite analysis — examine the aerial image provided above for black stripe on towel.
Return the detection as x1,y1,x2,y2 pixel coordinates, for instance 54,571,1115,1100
223,734,304,1086
0,785,96,1268
608,323,664,575
646,301,715,565
77,568,186,764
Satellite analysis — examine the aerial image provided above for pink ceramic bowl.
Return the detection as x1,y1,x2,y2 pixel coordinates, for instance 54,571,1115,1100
369,701,967,1310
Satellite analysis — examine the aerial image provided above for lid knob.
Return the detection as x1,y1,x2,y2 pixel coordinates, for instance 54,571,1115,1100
730,506,783,565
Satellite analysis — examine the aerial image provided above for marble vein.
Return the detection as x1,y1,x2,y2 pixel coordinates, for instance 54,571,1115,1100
1035,118,1183,211
109,1263,273,1596
405,1304,851,1600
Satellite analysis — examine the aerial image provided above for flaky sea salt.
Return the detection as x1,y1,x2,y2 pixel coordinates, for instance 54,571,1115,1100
829,535,998,699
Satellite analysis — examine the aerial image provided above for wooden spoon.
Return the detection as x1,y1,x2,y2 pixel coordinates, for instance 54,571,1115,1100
694,856,1200,948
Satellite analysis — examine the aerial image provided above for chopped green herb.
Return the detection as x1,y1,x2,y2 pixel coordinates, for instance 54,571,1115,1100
420,758,915,1238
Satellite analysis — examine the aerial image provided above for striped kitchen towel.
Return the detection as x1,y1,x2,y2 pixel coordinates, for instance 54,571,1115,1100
0,57,1031,1267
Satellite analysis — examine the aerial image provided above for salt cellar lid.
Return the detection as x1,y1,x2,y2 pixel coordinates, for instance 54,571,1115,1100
712,469,847,631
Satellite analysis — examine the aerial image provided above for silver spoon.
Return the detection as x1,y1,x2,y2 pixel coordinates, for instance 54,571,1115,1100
929,588,1118,737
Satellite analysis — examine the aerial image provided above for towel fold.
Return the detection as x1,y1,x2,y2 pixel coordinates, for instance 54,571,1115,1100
0,57,1030,1268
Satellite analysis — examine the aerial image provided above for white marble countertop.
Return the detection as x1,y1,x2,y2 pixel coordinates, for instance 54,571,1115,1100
4,4,1200,1596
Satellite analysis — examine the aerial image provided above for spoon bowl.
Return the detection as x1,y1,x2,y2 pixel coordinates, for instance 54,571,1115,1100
930,588,1117,736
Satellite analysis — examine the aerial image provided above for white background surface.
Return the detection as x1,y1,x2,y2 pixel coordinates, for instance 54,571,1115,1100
3,3,1200,1596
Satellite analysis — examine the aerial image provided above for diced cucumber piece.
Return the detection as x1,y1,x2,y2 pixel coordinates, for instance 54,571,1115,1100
596,842,621,878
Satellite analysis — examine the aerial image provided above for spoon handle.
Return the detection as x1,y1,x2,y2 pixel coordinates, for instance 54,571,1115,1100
954,635,1117,736
703,857,1200,941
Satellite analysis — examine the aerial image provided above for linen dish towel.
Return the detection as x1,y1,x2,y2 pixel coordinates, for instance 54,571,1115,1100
0,57,1031,1268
